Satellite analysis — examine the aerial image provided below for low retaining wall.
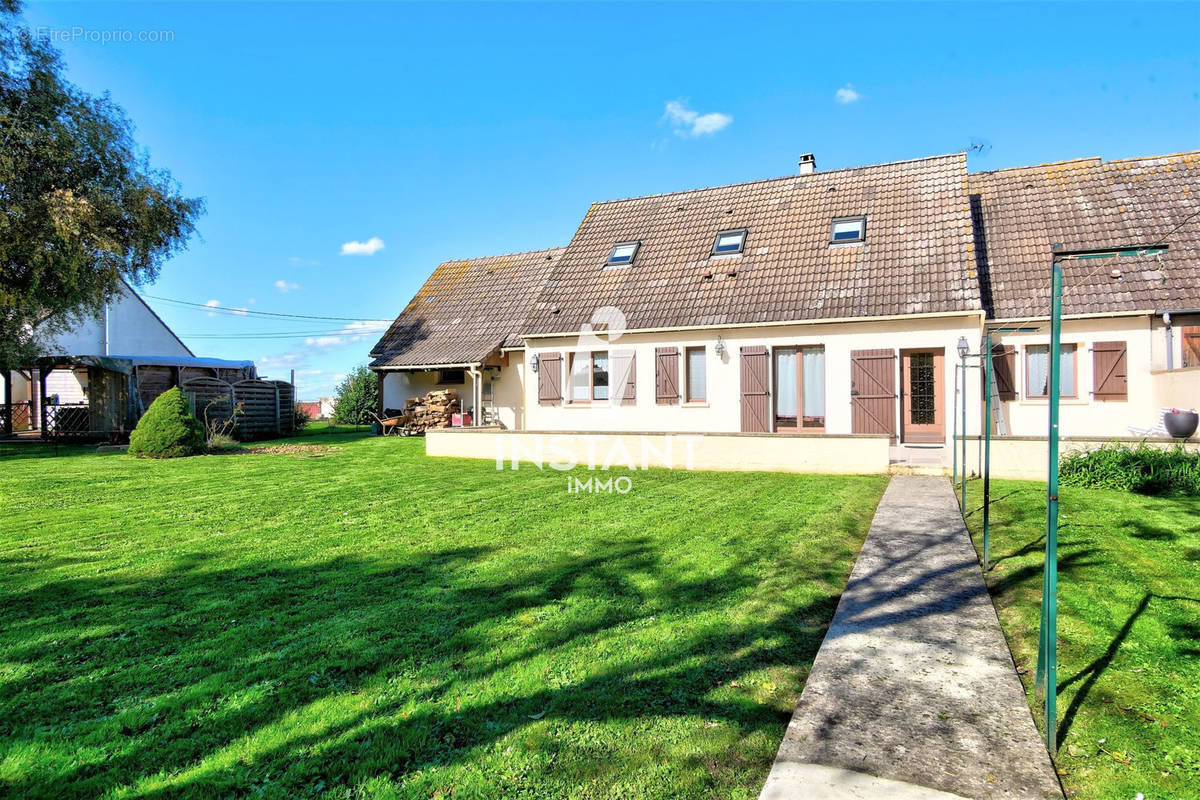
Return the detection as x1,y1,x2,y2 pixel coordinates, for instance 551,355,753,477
959,435,1200,481
427,429,892,475
427,429,1200,481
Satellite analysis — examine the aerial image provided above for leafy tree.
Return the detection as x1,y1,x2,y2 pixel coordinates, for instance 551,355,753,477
0,3,203,371
333,366,378,425
128,387,204,458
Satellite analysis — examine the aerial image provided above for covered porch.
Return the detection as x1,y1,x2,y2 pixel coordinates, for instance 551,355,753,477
1,355,256,442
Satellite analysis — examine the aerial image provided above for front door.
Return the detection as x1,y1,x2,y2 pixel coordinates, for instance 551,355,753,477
900,348,945,443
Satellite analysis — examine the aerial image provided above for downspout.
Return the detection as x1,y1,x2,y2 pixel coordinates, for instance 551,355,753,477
467,366,482,427
1163,312,1174,370
103,302,110,356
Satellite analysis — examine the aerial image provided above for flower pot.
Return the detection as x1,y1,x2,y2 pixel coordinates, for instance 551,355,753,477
1164,411,1199,439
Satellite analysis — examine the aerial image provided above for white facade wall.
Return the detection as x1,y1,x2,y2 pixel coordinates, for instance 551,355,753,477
523,314,986,438
991,314,1198,438
48,285,191,358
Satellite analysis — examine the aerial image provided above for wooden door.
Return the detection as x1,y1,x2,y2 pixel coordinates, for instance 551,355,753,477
850,349,896,438
900,348,945,444
740,346,770,433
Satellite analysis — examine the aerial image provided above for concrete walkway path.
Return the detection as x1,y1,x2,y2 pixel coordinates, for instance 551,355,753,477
759,475,1063,800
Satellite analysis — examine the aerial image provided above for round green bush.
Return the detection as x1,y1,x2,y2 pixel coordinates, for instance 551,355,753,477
128,386,205,458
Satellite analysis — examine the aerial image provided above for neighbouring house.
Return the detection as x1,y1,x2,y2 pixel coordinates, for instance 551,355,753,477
0,278,287,441
295,401,321,420
370,151,1200,476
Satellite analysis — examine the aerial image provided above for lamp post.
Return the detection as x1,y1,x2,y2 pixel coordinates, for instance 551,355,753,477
957,336,969,510
951,360,959,488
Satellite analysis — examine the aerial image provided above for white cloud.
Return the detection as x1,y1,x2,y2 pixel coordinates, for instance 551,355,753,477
663,100,732,138
289,256,320,267
340,237,386,256
204,299,220,317
274,279,300,293
835,84,860,104
258,352,307,371
230,306,249,316
304,320,388,350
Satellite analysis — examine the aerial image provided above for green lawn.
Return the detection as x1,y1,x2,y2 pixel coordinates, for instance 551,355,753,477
0,433,886,799
965,480,1200,799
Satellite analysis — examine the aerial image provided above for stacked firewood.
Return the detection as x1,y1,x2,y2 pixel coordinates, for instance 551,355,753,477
402,389,462,433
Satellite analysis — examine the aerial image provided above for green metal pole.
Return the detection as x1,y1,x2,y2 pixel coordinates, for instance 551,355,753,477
952,363,959,488
1036,262,1063,754
983,331,993,571
960,352,967,510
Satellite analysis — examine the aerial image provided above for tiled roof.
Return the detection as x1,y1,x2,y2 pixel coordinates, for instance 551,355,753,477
371,151,1200,369
968,152,1200,319
523,153,981,335
369,247,564,368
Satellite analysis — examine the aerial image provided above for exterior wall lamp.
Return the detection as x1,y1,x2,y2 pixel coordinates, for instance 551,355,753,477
530,354,539,373
715,335,727,357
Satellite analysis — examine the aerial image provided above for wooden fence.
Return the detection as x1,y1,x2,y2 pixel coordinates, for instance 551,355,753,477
182,377,295,440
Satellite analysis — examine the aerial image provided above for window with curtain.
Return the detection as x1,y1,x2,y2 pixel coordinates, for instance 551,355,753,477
774,348,798,428
1026,344,1077,397
570,352,591,402
592,352,609,400
801,346,825,428
569,351,609,402
686,347,706,401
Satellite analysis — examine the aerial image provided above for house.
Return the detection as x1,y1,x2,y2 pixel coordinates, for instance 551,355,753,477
370,151,1200,476
1,278,266,440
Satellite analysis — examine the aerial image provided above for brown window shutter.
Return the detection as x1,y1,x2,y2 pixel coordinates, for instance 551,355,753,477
1183,326,1200,368
987,344,1018,401
655,347,679,405
1092,341,1127,401
538,352,562,405
613,350,637,406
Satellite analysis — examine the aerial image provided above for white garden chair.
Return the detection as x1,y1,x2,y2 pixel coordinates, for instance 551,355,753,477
1126,407,1170,438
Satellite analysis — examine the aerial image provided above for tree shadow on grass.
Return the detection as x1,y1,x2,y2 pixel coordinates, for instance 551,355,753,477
0,534,844,798
1055,593,1200,748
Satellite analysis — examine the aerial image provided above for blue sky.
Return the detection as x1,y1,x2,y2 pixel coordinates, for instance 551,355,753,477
21,1,1200,399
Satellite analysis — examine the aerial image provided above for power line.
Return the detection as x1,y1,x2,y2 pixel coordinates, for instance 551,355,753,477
181,328,387,340
141,293,393,323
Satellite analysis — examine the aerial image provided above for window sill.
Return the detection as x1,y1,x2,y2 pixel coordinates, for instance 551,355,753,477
1019,397,1088,406
683,401,709,408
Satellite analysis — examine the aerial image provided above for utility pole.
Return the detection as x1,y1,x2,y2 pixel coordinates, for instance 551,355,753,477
1036,256,1063,753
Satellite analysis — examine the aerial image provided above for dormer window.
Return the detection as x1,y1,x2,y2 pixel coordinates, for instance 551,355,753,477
606,241,640,267
712,228,747,256
831,215,866,244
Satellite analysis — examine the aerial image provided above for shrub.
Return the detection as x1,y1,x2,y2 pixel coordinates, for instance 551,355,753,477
332,366,378,425
206,433,240,453
128,387,205,458
292,403,311,431
1060,442,1200,496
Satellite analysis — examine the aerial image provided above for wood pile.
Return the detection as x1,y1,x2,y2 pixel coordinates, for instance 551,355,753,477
402,389,461,433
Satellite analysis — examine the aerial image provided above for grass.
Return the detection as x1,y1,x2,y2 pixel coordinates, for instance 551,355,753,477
964,480,1200,799
0,433,886,799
